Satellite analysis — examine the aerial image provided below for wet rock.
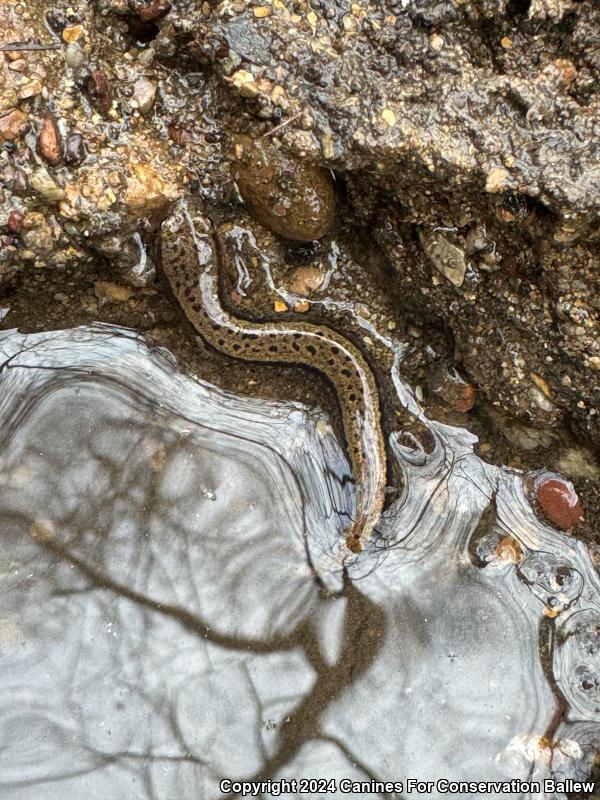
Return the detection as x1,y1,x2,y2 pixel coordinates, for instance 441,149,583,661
125,161,178,217
38,114,63,166
135,0,172,22
62,24,85,43
132,77,156,114
284,265,326,296
528,471,585,532
30,167,64,202
94,280,135,302
0,109,28,142
6,210,23,233
0,88,18,114
21,212,54,253
65,132,86,165
430,364,476,413
232,135,335,241
167,123,191,145
65,43,84,69
555,448,599,482
16,77,43,100
11,168,29,197
89,68,112,115
419,230,467,288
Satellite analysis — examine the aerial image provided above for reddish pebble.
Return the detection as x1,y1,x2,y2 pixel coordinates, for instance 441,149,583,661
90,68,112,115
38,114,63,166
138,0,172,21
430,364,476,413
530,472,584,532
168,123,191,145
453,382,476,413
7,209,23,233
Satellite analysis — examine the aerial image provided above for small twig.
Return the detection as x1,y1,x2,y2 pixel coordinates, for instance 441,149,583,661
0,12,63,53
261,109,304,138
0,41,61,52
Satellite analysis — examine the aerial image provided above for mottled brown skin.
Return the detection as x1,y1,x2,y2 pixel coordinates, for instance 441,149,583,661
159,203,386,552
231,135,335,241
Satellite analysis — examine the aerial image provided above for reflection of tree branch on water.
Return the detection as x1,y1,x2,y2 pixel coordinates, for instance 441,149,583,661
219,580,388,799
4,379,389,794
18,531,388,795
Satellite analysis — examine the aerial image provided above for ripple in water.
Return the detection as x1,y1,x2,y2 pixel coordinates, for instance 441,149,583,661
0,324,599,800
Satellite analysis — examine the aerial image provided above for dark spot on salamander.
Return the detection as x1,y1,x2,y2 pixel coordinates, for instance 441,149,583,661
306,344,316,356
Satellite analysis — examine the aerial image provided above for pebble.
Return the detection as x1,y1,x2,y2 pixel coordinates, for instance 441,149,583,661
233,134,335,241
485,167,510,193
17,77,43,99
495,535,522,564
30,167,65,201
38,114,63,166
230,70,259,98
132,77,156,114
168,123,191,145
65,43,84,69
528,471,584,531
284,265,325,296
0,88,18,113
8,59,28,73
138,0,172,21
429,33,444,51
21,212,54,252
94,281,135,302
420,230,467,287
90,68,112,115
65,132,86,165
62,24,84,43
7,210,24,233
12,168,29,196
430,364,476,412
125,162,177,216
0,109,29,142
381,108,396,126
